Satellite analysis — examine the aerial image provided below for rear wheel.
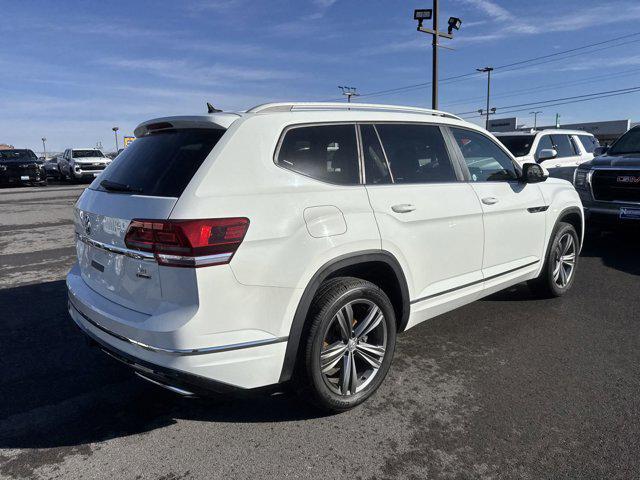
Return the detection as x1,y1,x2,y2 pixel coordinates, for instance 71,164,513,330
529,222,579,297
295,277,396,412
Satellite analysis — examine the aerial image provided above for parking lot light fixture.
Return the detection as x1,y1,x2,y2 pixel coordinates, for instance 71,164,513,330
41,137,47,159
447,17,462,35
112,126,119,153
414,2,462,109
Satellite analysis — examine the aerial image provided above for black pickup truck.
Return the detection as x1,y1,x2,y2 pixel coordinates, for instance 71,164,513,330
574,125,640,227
0,149,47,187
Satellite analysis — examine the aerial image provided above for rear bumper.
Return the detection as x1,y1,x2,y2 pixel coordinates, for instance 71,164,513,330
67,264,290,391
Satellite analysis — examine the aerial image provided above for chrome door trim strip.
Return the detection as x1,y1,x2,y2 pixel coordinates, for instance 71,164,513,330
76,233,156,261
69,299,288,355
410,260,539,305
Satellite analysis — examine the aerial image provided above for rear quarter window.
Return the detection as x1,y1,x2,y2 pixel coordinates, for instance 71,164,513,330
96,128,225,197
275,124,360,185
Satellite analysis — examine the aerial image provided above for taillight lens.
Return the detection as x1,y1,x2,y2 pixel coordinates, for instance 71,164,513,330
125,218,249,267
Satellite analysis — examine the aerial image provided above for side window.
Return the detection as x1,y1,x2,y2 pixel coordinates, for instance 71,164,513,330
276,124,359,185
375,124,457,184
550,135,575,158
578,135,598,153
450,127,518,182
360,124,391,185
535,135,554,161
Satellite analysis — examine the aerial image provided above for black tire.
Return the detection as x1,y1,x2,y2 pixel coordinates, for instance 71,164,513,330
294,277,397,413
528,222,579,298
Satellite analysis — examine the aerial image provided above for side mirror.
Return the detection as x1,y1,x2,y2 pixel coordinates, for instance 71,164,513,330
538,148,558,162
593,146,608,156
522,162,548,183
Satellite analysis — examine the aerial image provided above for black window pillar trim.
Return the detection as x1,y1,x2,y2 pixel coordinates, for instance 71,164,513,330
278,250,410,383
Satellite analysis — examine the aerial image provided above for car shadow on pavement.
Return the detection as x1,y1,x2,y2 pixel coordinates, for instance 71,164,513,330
480,226,640,303
0,280,323,450
579,227,640,277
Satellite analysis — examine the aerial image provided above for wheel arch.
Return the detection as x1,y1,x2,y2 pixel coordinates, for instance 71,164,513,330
556,206,584,251
278,250,410,383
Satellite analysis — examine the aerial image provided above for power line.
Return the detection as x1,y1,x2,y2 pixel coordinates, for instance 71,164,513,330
336,31,640,101
458,85,640,119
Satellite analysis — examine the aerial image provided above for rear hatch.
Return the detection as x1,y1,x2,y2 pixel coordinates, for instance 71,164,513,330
74,118,233,314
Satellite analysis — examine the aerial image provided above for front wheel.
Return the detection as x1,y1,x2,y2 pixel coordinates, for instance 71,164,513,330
295,277,397,412
529,222,579,297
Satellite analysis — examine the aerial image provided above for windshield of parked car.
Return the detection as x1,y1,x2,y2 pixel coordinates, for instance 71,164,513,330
0,149,37,161
495,135,535,157
73,150,104,158
608,127,640,155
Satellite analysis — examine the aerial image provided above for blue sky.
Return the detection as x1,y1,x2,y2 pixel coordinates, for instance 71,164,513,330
2,0,640,152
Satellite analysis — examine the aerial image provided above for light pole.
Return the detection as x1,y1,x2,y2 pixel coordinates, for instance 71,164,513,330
555,113,561,128
414,5,462,110
112,127,119,153
476,67,494,129
530,111,542,129
338,86,359,103
41,137,47,159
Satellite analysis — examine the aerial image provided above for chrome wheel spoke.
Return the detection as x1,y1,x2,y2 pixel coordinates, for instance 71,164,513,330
355,346,384,369
356,341,385,358
354,304,382,339
340,352,353,395
320,342,348,373
335,308,352,341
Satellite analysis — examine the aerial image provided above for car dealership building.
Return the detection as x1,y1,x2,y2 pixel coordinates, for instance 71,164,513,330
488,117,639,144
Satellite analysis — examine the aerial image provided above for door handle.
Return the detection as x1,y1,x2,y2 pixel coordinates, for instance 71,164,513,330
391,204,416,213
481,197,499,205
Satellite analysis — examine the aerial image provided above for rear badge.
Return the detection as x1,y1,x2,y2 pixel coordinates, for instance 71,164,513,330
136,265,152,279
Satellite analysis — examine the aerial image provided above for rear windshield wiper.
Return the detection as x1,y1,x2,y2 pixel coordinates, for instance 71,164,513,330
100,179,143,193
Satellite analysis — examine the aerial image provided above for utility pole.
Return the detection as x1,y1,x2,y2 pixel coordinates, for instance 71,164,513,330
555,113,561,128
530,111,542,129
476,67,494,129
338,86,359,103
41,137,47,159
112,126,119,152
414,5,462,110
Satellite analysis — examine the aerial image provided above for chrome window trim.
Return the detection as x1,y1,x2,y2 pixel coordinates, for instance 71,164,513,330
69,299,288,356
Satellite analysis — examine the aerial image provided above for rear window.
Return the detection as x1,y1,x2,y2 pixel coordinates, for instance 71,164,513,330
496,135,534,157
96,128,225,197
276,124,359,185
577,135,599,153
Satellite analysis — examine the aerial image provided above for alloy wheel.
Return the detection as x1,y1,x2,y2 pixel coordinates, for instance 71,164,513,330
319,299,387,396
552,232,576,288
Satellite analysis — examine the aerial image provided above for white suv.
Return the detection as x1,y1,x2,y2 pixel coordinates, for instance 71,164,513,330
495,130,599,181
67,103,583,411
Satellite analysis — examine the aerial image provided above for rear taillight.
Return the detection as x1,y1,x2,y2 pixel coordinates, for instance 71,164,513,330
124,218,249,267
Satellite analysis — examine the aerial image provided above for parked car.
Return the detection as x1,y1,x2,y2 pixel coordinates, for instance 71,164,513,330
43,156,62,179
0,149,47,187
58,148,111,182
574,125,640,228
67,102,583,412
495,130,599,182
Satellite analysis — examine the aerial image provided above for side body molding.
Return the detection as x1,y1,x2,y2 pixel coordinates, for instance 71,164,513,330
278,250,410,383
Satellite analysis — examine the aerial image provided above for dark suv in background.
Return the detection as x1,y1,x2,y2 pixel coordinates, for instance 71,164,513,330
574,125,640,228
0,149,47,187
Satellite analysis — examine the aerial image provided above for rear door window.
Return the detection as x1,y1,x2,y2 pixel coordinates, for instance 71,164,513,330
375,124,457,184
577,135,599,153
550,134,576,158
96,128,225,197
276,124,360,185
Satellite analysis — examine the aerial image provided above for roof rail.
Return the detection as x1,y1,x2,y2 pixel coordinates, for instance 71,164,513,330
246,102,463,121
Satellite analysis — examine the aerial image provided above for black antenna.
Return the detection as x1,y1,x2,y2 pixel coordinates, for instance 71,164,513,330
207,102,222,113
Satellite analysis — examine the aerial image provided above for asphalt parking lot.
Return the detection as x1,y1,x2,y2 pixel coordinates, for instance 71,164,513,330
1,185,639,480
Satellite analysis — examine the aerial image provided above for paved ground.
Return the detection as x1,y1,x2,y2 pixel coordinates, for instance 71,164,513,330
1,184,639,480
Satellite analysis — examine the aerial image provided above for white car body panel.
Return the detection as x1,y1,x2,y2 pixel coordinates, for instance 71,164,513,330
67,103,583,392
